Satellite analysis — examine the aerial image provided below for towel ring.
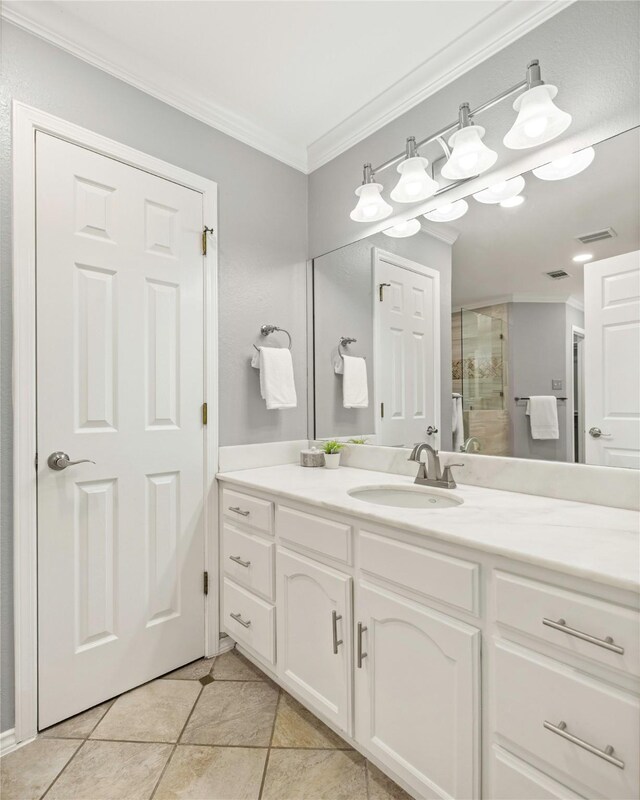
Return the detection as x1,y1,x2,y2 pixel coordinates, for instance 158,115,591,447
253,324,292,352
338,337,358,359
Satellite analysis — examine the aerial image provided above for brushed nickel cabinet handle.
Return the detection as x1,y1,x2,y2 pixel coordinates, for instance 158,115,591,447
331,610,343,654
229,506,250,517
229,555,251,568
230,612,251,628
543,721,624,769
357,622,368,668
543,618,624,654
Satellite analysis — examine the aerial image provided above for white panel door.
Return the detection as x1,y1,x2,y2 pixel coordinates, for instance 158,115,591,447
36,132,206,728
584,251,640,468
374,249,440,447
276,548,352,733
355,581,480,800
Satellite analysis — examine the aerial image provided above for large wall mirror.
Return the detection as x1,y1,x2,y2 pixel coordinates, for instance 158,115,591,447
311,126,640,468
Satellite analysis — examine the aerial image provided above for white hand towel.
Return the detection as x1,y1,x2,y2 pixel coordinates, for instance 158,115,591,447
525,396,559,439
452,393,464,452
252,347,297,410
342,355,368,409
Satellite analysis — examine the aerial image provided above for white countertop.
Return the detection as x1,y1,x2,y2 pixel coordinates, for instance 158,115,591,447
217,464,640,592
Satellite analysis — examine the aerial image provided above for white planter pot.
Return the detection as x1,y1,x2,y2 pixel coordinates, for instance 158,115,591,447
323,452,341,469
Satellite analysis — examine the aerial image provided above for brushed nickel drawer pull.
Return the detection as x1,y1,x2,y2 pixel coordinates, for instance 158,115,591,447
229,555,251,568
357,622,368,668
230,612,251,628
543,721,624,769
229,506,250,517
331,610,343,654
543,617,624,655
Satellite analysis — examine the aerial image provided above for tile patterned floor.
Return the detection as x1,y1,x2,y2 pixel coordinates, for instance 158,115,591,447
1,649,412,800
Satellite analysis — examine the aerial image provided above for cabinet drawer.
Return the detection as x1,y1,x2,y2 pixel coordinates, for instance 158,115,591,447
223,578,275,665
495,571,640,675
360,530,479,614
491,746,584,799
223,523,274,601
494,641,639,799
278,506,351,563
222,487,273,534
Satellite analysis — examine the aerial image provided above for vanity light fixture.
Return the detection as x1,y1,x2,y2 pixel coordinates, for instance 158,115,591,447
349,163,393,222
503,60,572,150
532,146,595,181
441,104,498,180
390,138,439,203
572,253,593,263
423,199,469,222
382,218,422,238
473,176,525,204
500,195,525,208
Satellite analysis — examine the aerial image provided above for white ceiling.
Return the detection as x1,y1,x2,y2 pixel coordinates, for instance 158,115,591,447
2,0,571,172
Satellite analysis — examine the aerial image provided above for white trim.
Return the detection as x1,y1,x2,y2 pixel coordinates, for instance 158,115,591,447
12,101,220,745
419,221,460,247
453,294,584,312
0,729,17,757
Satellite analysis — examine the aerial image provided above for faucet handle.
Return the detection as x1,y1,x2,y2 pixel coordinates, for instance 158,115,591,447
441,463,463,488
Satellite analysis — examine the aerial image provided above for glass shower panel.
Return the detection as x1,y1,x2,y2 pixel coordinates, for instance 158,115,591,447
460,309,505,411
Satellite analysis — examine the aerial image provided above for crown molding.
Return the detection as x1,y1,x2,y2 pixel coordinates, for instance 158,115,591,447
1,3,308,172
420,220,459,246
453,293,584,311
306,0,574,173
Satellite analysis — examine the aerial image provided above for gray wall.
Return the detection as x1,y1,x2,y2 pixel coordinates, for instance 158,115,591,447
308,1,640,258
314,232,452,448
0,21,308,732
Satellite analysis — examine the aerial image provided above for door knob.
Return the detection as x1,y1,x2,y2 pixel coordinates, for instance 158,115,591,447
47,452,96,471
588,427,611,439
426,426,439,436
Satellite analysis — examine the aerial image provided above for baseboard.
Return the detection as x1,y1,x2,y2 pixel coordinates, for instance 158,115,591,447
0,729,34,758
215,634,236,655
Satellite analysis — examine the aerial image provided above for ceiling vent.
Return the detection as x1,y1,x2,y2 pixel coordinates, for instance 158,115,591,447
546,269,571,280
576,227,617,244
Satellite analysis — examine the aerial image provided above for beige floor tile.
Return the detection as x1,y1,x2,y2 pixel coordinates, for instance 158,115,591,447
181,681,278,746
154,745,267,799
367,762,413,800
91,680,201,743
45,740,171,800
211,649,267,681
261,748,368,800
271,693,348,749
40,700,113,739
0,738,80,800
162,658,215,681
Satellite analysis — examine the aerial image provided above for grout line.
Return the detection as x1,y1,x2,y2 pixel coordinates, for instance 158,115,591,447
258,687,282,800
39,739,87,800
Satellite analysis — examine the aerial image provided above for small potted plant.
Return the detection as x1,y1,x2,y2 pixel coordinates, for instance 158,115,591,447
321,440,345,469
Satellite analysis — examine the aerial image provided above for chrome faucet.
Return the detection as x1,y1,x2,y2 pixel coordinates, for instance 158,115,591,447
461,436,481,453
408,442,464,489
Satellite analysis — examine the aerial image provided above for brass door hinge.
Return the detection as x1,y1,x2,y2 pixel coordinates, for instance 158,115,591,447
379,282,391,302
202,226,214,256
203,571,209,595
380,402,385,418
202,402,208,425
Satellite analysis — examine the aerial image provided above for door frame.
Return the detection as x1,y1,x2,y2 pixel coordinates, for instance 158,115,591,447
371,247,441,448
12,101,220,745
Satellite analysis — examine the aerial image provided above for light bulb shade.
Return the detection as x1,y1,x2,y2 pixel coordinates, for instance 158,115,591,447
423,199,469,222
441,126,498,179
532,146,595,181
350,182,393,222
382,218,421,238
473,175,525,204
390,156,439,203
503,85,572,150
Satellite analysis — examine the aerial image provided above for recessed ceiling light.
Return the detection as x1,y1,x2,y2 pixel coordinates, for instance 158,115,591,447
500,195,525,208
572,253,593,263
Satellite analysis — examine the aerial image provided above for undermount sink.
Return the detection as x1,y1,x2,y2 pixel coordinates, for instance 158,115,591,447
348,485,464,509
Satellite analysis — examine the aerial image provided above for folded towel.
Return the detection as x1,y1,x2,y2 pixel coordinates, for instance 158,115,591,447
452,393,464,452
342,355,368,408
525,396,559,439
251,347,297,410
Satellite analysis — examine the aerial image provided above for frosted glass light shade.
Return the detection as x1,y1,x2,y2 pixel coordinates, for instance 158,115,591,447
503,85,572,150
473,175,525,204
441,126,498,179
390,156,439,203
350,182,393,222
532,146,595,181
382,218,421,238
423,199,469,222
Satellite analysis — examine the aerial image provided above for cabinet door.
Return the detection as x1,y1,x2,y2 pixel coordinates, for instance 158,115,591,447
277,548,352,733
355,582,480,800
